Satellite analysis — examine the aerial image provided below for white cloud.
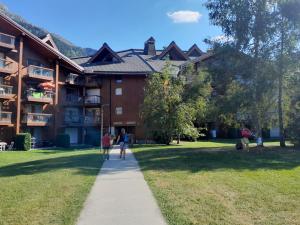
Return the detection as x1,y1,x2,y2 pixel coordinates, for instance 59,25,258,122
211,35,234,43
167,10,202,23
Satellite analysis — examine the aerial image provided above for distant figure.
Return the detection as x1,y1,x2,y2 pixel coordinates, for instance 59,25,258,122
241,127,251,151
116,128,129,160
102,133,111,160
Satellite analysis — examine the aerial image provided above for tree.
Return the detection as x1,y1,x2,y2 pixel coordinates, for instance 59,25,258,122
272,0,300,147
141,64,199,144
206,0,279,142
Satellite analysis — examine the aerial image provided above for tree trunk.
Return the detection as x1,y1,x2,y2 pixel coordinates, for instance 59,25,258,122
278,25,286,147
177,134,180,144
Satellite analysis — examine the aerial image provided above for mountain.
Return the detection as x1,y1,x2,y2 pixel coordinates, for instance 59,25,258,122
0,4,96,58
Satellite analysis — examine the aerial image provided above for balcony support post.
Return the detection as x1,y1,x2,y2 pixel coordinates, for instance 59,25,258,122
54,61,59,138
16,36,23,134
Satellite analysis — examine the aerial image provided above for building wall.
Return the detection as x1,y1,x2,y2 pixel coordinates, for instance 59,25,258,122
100,75,146,140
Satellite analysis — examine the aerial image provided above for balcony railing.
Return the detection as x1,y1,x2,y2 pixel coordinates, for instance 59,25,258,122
0,58,14,74
65,95,83,105
0,32,15,49
23,113,52,126
0,111,12,125
64,115,84,125
0,84,14,99
26,90,53,103
84,116,101,125
84,95,101,105
28,65,54,81
66,73,85,85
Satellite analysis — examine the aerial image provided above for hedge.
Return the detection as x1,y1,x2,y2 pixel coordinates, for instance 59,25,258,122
15,133,31,151
55,134,70,148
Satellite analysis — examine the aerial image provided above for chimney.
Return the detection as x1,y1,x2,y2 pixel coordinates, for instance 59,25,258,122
144,37,156,55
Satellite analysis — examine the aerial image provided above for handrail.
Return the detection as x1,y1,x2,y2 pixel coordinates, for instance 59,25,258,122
0,32,15,46
26,113,52,116
27,90,53,99
0,111,12,121
0,84,13,95
85,95,101,104
28,64,54,71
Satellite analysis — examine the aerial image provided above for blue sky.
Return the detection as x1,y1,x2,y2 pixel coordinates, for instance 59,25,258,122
0,0,223,51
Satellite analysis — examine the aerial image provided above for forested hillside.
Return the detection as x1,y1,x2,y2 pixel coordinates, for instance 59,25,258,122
0,4,96,58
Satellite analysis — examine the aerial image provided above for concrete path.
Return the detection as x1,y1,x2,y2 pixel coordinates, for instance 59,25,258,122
76,146,167,225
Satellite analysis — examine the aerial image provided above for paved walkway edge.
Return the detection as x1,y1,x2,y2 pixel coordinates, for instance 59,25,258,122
76,146,167,225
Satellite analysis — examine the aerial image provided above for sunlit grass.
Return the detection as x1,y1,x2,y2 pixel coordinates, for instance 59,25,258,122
133,141,300,225
0,148,103,225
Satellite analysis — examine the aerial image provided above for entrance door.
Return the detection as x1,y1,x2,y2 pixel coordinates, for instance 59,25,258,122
65,128,79,144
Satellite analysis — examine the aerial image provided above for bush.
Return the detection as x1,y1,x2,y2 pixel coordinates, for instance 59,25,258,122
15,133,31,151
55,134,70,148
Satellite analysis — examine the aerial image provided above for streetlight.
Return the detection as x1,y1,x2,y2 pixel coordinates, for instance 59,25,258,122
100,103,110,150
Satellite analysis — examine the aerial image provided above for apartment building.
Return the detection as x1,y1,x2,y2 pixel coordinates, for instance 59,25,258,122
0,12,210,145
0,13,84,146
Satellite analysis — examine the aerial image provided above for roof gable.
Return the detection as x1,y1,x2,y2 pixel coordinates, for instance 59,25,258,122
41,34,58,50
187,44,203,57
158,41,189,61
88,43,124,64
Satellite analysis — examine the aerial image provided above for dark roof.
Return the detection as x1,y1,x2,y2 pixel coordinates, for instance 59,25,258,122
88,43,124,64
158,41,189,61
72,47,207,75
187,44,203,57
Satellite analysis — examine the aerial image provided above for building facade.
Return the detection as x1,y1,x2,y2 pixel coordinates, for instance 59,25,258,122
0,12,208,145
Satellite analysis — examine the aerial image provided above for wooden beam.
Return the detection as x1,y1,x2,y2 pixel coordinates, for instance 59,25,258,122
16,36,23,134
54,61,59,137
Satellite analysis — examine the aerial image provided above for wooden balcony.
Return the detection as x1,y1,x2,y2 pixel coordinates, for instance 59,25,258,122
0,58,14,74
0,111,12,126
84,95,101,107
0,84,14,100
66,73,85,86
27,65,54,81
26,90,53,104
0,32,15,50
63,95,83,106
23,113,52,126
84,116,101,126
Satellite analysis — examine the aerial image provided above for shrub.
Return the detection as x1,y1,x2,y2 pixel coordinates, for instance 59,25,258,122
15,133,31,151
55,134,70,148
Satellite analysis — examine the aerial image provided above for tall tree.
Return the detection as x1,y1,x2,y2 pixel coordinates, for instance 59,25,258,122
206,0,278,142
272,0,300,146
141,64,199,144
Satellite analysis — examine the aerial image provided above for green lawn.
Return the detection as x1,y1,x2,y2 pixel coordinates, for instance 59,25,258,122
0,148,103,225
133,141,300,225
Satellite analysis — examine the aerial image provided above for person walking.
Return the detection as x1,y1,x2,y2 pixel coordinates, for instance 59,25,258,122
102,132,111,160
241,127,251,151
116,128,129,160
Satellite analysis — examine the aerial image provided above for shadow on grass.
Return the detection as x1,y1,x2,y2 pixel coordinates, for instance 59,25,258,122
133,145,300,173
0,153,102,177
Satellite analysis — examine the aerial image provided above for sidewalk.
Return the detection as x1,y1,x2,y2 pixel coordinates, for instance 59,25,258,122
76,146,167,225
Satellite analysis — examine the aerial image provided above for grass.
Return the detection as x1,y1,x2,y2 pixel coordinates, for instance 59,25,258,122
133,141,300,225
0,148,103,225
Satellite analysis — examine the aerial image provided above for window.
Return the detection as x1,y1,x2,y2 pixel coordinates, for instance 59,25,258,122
115,107,123,115
116,75,122,83
115,88,122,96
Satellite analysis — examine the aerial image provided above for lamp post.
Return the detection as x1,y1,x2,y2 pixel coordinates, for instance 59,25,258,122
100,103,109,150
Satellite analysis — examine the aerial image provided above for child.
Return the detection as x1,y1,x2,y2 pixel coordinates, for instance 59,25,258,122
102,133,111,160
